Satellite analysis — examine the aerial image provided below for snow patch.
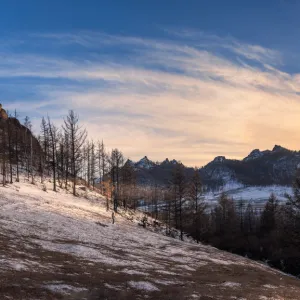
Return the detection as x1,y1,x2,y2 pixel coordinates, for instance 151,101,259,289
120,269,149,276
128,281,159,291
263,284,277,289
104,283,122,291
154,279,178,286
44,283,87,295
222,281,241,288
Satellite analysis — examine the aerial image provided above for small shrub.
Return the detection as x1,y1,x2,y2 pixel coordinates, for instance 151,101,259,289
42,184,47,192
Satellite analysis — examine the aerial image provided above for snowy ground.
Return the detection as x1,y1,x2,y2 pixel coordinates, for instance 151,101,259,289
204,185,292,208
140,185,292,213
0,178,300,299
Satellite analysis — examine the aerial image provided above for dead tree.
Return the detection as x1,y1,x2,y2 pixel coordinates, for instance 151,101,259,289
63,110,87,196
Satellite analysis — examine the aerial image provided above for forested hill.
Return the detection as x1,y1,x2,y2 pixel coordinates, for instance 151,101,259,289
129,145,300,188
200,145,300,188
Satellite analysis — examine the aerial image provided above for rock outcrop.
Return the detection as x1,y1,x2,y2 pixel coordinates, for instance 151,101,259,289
213,156,226,163
0,104,8,120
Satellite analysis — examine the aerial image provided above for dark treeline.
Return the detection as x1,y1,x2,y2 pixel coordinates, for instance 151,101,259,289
2,108,300,277
145,163,300,278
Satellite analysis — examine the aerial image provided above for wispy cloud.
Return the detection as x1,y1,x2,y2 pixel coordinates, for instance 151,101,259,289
1,29,300,165
164,28,282,65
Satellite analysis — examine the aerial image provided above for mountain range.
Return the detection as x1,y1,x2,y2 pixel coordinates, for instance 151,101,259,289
127,145,300,189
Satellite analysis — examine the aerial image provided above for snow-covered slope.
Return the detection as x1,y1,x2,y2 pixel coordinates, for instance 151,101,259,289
1,179,300,299
204,185,292,208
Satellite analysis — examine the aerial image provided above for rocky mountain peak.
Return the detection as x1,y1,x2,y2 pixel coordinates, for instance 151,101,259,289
135,156,155,169
162,158,170,164
272,145,287,152
243,149,263,161
213,156,226,163
170,159,178,165
124,159,135,167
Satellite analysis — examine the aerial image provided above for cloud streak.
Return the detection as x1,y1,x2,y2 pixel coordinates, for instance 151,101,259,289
2,30,300,165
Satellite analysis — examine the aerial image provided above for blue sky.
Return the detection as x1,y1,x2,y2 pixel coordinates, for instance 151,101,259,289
1,0,300,165
2,1,300,47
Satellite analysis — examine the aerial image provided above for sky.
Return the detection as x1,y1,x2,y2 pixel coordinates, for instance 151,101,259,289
1,0,300,166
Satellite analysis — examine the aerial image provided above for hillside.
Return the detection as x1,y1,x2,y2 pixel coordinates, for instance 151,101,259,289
0,116,42,163
1,179,300,299
201,145,300,188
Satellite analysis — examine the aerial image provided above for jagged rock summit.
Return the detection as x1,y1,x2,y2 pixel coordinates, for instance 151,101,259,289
135,156,156,169
243,145,289,162
272,144,288,152
243,149,269,161
0,103,8,120
213,156,226,163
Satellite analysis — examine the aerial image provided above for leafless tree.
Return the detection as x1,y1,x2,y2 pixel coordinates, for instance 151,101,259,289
63,110,87,196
